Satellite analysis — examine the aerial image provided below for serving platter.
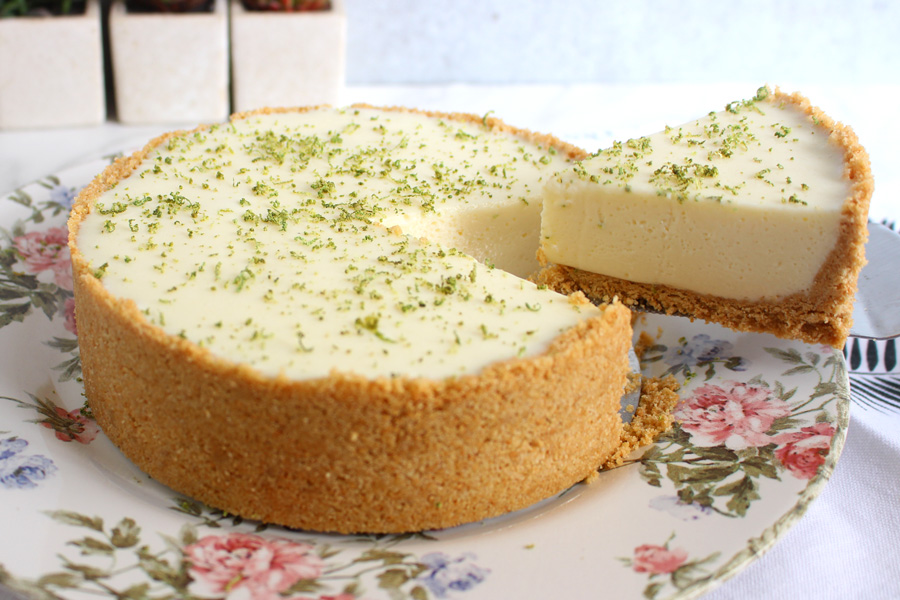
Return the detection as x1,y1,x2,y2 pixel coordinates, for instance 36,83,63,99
0,158,848,600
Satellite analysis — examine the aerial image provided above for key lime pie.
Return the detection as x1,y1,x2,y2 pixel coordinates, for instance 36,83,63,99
70,87,863,533
69,106,639,534
539,87,873,347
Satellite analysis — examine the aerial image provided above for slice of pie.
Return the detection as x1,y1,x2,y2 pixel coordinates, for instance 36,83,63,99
539,86,873,347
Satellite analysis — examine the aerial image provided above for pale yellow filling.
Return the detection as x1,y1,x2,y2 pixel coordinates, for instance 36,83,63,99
77,108,594,380
541,91,850,301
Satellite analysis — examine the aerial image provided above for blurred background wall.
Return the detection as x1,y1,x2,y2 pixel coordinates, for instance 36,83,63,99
343,0,898,85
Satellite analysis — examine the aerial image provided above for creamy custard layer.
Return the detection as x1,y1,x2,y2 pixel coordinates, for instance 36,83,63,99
76,107,592,380
541,88,851,301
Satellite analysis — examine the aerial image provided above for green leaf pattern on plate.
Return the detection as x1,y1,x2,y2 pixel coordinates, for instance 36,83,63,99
625,336,845,597
0,176,82,381
0,500,487,600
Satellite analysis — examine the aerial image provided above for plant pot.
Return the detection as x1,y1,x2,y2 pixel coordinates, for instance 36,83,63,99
230,0,345,112
109,0,229,124
0,0,105,129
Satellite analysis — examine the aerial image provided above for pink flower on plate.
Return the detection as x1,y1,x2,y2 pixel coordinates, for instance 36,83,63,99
41,406,100,444
674,381,791,450
63,297,77,335
13,226,73,290
184,532,325,600
632,543,688,575
774,422,836,480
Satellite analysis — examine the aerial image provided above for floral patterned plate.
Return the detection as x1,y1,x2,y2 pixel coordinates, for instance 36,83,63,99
0,158,848,600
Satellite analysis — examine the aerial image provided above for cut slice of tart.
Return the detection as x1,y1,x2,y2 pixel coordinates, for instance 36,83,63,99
539,86,873,347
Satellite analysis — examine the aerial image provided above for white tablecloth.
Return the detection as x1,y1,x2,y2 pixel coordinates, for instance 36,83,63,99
1,84,898,599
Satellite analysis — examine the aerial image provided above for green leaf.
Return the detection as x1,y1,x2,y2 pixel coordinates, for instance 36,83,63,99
639,461,662,487
695,551,723,568
52,355,83,382
643,581,664,599
377,568,411,590
60,558,108,580
0,301,31,327
68,536,114,556
44,336,79,352
355,549,408,565
657,423,691,446
45,510,104,532
5,271,39,290
740,456,779,480
745,373,767,387
671,563,701,590
662,447,688,463
765,346,804,364
776,383,797,403
768,415,800,434
36,571,83,588
666,463,738,486
179,523,198,546
713,476,755,496
7,221,27,238
682,485,715,508
815,410,833,424
671,553,720,590
0,245,17,264
120,583,152,600
756,444,777,463
639,444,663,461
8,190,33,208
283,579,322,595
32,289,60,320
170,497,204,517
111,518,141,548
811,381,838,400
317,543,341,560
691,446,739,462
782,365,815,377
724,356,744,370
715,476,760,517
137,551,179,586
0,287,28,301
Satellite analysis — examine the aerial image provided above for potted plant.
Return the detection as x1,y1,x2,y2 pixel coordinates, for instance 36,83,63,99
0,0,105,129
230,0,345,112
108,0,229,124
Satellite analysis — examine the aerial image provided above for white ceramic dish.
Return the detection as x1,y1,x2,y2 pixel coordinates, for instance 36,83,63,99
0,158,848,600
